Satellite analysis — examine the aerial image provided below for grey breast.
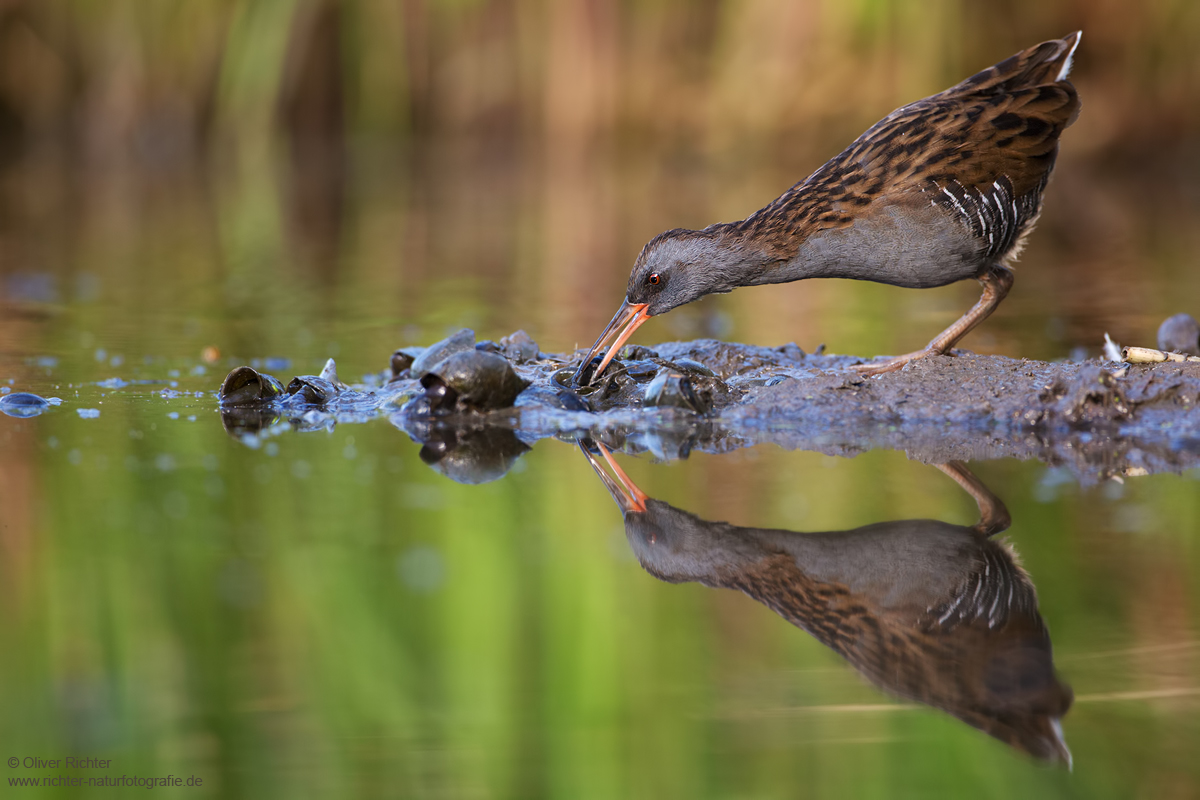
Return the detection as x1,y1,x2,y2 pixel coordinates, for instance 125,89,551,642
781,200,986,289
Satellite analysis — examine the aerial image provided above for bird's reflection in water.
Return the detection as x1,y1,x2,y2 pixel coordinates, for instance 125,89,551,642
581,441,1073,765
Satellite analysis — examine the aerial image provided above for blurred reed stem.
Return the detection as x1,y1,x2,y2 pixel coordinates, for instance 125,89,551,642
0,0,1197,170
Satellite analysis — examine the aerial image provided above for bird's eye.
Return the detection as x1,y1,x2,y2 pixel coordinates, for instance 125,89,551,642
647,272,662,286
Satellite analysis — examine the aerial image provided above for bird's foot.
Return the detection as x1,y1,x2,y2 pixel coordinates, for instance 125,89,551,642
852,348,947,376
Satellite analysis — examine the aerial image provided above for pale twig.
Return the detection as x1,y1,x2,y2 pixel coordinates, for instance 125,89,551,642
1122,346,1200,364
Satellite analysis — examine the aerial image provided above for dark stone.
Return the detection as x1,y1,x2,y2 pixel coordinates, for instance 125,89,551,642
219,367,285,406
500,329,540,363
417,350,529,412
411,329,476,378
555,390,591,412
390,348,420,379
283,375,341,406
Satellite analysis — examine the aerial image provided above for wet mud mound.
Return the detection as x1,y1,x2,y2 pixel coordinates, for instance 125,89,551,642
217,329,1200,482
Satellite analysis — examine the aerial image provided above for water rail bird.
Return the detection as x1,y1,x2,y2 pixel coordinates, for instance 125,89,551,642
580,442,1073,763
576,32,1082,384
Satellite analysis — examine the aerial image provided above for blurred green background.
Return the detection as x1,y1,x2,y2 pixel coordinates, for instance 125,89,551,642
3,395,1200,798
2,1,1200,798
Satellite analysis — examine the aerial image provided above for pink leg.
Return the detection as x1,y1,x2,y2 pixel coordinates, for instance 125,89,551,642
854,265,1014,376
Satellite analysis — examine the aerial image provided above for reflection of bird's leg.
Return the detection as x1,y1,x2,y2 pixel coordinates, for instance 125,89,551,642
933,461,1011,536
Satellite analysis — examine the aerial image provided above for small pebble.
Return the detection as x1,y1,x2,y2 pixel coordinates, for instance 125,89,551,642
77,408,101,419
1157,313,1200,356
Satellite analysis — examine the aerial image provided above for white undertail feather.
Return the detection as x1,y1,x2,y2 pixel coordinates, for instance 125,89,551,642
1056,31,1082,82
1051,718,1074,771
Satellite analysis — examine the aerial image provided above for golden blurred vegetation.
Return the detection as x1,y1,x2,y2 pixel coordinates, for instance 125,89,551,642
0,0,1197,168
2,0,1199,362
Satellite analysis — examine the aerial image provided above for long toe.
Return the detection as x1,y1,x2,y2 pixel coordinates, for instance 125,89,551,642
852,348,943,376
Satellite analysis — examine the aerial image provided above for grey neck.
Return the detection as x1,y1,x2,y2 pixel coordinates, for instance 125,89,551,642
687,224,784,291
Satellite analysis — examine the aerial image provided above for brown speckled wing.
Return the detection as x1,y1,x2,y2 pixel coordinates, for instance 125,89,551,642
735,33,1081,265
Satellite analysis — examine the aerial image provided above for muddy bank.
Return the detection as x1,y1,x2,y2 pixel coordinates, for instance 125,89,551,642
630,342,1200,477
218,330,1200,483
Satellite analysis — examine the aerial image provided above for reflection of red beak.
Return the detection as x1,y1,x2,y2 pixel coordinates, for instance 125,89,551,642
574,300,651,385
578,440,648,514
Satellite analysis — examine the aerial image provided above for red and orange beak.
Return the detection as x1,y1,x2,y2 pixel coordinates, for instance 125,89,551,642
578,439,648,514
573,300,651,385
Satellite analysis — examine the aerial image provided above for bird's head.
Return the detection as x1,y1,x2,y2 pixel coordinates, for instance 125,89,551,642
573,227,740,385
626,229,729,315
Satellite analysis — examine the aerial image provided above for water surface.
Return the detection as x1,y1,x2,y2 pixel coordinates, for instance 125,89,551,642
2,156,1199,798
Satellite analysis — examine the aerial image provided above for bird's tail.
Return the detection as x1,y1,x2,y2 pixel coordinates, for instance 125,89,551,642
951,31,1082,96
